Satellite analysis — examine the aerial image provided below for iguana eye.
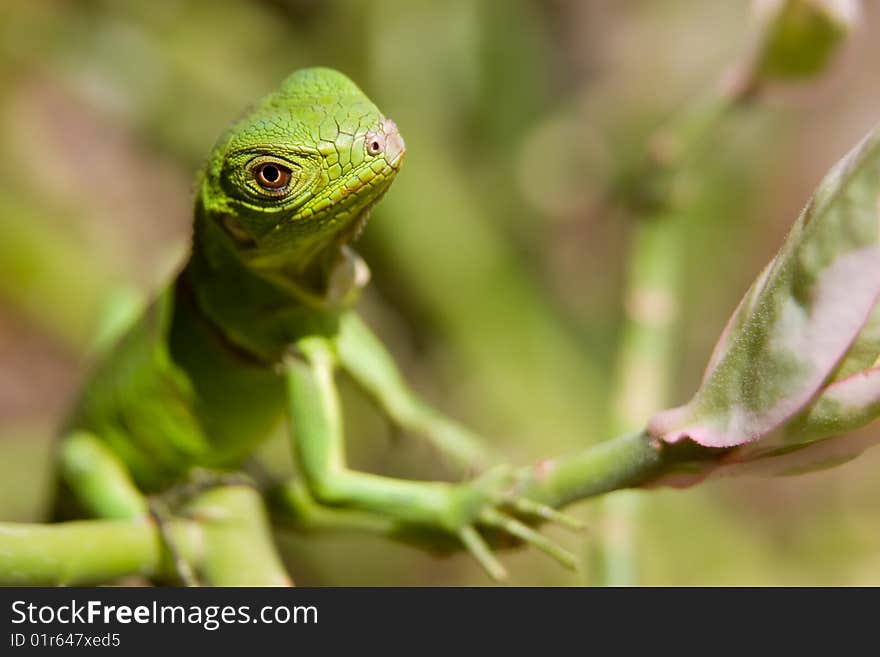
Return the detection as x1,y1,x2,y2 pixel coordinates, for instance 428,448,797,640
254,163,292,190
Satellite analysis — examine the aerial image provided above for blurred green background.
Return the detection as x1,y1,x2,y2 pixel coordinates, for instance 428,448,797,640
1,0,879,585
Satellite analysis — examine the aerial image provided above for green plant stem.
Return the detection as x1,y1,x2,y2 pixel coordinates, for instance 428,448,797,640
515,431,663,507
186,485,292,586
596,73,754,585
0,518,189,585
0,485,291,586
0,433,693,586
596,214,685,585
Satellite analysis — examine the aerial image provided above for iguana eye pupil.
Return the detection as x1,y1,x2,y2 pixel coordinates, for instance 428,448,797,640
254,163,291,190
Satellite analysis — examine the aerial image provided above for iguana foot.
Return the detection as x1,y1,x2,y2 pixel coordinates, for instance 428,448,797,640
147,496,199,586
147,469,255,585
447,465,584,581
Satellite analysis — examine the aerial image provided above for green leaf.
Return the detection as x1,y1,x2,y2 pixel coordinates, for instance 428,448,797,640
649,123,880,453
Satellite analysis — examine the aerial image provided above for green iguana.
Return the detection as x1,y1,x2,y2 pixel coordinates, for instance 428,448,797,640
54,67,577,584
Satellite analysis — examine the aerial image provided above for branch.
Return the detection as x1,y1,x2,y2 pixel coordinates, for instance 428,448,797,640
516,431,664,508
0,485,291,586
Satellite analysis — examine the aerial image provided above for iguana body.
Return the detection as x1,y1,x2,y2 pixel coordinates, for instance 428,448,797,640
56,68,574,583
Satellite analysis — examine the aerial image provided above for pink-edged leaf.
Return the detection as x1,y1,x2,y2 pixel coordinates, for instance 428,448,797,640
649,125,880,449
645,367,880,488
701,261,774,381
777,365,880,447
830,303,880,380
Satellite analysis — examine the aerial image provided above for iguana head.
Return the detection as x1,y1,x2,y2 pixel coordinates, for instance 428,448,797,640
197,68,405,284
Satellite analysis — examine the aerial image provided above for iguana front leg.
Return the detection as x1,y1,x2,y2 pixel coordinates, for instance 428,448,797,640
285,334,578,581
335,311,491,473
56,431,150,520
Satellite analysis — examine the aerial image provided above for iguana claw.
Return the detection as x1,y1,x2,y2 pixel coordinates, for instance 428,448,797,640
451,465,582,580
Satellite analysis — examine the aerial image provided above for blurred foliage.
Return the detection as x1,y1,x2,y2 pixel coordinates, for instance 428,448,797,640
752,0,860,81
0,0,879,585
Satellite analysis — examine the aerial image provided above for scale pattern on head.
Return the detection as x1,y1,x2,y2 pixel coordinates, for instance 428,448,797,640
199,68,405,270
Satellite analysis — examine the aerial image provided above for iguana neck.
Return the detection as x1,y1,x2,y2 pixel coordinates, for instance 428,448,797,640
179,208,366,362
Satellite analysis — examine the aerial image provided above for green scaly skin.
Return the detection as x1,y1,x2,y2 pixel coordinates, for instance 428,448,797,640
56,68,578,583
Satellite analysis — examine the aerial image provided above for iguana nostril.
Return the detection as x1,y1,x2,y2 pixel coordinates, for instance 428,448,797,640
364,130,385,156
363,118,405,165
380,118,405,165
